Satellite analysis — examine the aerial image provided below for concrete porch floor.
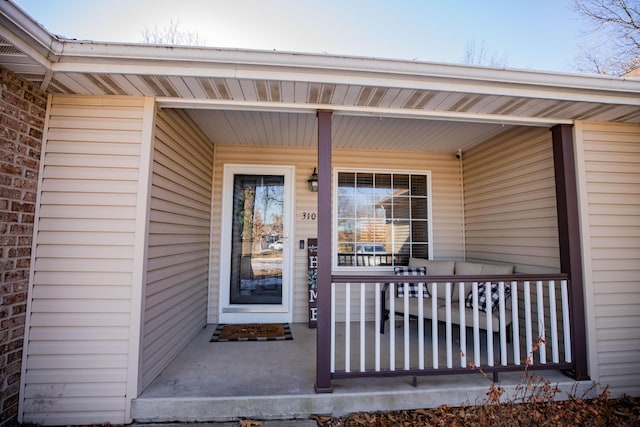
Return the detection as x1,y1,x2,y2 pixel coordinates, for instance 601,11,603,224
131,323,593,423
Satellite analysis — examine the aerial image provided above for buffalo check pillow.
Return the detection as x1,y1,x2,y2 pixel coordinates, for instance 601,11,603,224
465,282,511,312
394,266,430,298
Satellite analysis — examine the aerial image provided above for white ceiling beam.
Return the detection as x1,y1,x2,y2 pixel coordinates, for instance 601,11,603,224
158,98,570,127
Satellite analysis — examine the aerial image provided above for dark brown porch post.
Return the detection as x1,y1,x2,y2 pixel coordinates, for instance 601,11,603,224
551,124,589,380
315,110,333,392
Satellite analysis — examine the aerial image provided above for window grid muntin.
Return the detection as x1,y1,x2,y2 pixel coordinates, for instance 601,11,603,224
336,170,431,269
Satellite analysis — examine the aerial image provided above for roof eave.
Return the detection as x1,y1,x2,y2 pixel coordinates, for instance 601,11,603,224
57,41,640,91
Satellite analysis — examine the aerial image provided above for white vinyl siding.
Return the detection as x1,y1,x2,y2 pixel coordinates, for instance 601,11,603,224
141,109,213,389
578,122,640,396
22,96,151,425
463,127,560,273
210,145,463,323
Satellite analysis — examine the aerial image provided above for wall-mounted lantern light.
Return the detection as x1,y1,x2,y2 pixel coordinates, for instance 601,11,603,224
308,168,319,192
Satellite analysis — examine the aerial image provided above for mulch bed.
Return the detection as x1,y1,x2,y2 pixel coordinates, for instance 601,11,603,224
312,395,640,426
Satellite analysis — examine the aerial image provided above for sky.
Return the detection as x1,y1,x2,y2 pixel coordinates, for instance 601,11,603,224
12,0,593,73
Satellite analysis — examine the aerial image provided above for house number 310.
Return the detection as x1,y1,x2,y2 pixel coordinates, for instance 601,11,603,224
302,212,317,220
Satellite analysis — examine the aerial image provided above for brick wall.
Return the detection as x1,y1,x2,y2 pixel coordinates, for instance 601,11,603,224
0,66,46,426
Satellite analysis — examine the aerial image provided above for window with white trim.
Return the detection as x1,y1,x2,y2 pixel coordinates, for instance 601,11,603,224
335,170,432,269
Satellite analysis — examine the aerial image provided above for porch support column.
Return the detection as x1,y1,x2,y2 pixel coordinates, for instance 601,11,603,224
315,110,333,393
551,124,589,380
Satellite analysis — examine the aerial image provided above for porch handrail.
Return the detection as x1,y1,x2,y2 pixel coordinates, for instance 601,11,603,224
332,273,569,283
326,273,576,383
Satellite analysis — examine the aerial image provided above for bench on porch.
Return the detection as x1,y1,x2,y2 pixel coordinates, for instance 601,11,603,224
380,258,515,334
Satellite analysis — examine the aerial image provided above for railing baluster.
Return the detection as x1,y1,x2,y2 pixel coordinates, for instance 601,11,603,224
459,282,467,368
432,282,439,369
472,282,481,367
445,282,453,368
536,280,546,364
389,282,395,371
524,281,533,364
345,282,351,372
331,282,336,373
561,279,572,363
499,281,507,366
417,280,425,370
374,282,381,372
360,282,366,372
486,283,494,367
511,281,520,365
549,280,559,363
403,287,410,370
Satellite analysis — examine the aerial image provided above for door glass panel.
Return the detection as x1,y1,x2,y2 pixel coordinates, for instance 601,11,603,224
229,174,284,305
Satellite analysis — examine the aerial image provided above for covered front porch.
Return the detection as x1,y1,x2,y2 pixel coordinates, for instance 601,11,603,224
134,107,590,422
132,323,590,423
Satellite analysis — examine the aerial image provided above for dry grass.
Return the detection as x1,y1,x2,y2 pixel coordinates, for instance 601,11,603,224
313,370,640,426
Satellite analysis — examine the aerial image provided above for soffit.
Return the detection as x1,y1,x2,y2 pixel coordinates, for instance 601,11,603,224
37,73,639,125
0,34,48,83
185,109,513,152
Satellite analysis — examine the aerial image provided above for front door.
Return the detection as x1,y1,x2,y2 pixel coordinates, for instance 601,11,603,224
219,165,294,323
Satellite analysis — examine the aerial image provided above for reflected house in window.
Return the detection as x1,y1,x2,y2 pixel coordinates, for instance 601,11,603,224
336,171,432,268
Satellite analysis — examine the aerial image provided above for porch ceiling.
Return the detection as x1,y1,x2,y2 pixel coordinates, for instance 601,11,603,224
2,0,639,152
185,109,514,151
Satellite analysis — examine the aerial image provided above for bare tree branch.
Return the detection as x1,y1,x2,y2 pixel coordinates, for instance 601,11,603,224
141,20,205,46
461,39,510,68
573,0,640,75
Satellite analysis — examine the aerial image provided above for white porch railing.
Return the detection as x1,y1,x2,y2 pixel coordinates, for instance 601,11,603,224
329,275,574,379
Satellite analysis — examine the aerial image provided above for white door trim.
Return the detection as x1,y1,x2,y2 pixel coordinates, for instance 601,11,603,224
218,164,295,324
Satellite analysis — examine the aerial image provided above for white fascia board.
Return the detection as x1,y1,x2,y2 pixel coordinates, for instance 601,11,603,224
158,97,570,126
56,40,638,92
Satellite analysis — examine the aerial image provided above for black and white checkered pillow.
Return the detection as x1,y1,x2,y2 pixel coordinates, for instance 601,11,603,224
394,266,430,298
465,282,511,312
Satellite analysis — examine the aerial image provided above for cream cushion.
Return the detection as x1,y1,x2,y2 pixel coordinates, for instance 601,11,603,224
408,258,456,300
480,263,514,275
443,303,511,332
408,258,456,275
454,261,484,275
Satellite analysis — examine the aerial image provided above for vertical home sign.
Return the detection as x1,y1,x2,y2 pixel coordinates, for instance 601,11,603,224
307,238,318,328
